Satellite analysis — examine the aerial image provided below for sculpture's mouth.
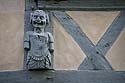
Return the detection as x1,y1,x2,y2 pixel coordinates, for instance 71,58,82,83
34,21,45,25
33,21,46,28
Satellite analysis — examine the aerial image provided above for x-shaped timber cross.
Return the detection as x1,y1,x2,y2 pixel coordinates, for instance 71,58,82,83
54,11,125,70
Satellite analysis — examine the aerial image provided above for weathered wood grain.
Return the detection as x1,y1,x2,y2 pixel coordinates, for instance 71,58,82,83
37,0,125,11
0,70,125,83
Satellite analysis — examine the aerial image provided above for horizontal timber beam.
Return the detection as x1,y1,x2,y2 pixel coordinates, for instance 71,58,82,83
37,0,125,11
0,70,125,83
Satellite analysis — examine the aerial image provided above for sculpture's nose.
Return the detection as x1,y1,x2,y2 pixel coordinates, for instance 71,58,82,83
36,17,41,23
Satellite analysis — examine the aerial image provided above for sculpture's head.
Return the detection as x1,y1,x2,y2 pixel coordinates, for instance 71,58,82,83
30,10,49,29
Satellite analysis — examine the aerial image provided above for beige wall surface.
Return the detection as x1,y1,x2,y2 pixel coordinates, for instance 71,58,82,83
0,0,124,71
106,29,125,71
67,11,119,45
0,0,24,71
54,19,86,70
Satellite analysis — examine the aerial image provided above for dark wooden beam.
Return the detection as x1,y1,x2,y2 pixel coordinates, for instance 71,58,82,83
37,0,125,11
24,0,54,70
0,70,125,83
55,70,125,83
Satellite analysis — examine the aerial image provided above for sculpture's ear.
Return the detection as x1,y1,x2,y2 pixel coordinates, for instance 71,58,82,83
30,13,33,24
46,13,49,25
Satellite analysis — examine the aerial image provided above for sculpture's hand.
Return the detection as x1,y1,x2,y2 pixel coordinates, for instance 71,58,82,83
49,49,54,54
24,48,30,51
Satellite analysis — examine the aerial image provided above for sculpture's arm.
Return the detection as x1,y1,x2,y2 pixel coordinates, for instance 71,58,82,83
24,32,30,50
47,32,54,54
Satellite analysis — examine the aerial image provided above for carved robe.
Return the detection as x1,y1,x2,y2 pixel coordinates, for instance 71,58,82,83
24,31,54,69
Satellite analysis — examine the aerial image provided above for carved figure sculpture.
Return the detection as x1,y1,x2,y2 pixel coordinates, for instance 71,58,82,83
24,10,54,70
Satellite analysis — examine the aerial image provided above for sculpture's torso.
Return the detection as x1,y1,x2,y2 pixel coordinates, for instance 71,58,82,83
29,33,49,60
26,32,52,69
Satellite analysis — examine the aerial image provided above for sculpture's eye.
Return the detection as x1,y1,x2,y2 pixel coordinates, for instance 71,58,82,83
39,16,44,20
34,15,38,19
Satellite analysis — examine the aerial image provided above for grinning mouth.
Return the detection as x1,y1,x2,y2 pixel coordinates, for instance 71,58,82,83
33,21,45,25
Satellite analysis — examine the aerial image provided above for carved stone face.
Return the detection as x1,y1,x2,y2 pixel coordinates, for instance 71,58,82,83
31,10,49,28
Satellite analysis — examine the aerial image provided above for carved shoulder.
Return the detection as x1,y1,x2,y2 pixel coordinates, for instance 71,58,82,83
24,31,33,49
46,32,54,43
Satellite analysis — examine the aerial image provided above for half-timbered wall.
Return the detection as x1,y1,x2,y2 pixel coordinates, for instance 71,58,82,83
0,0,125,71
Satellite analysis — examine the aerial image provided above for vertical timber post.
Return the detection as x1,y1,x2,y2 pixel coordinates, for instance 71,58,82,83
24,0,54,70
